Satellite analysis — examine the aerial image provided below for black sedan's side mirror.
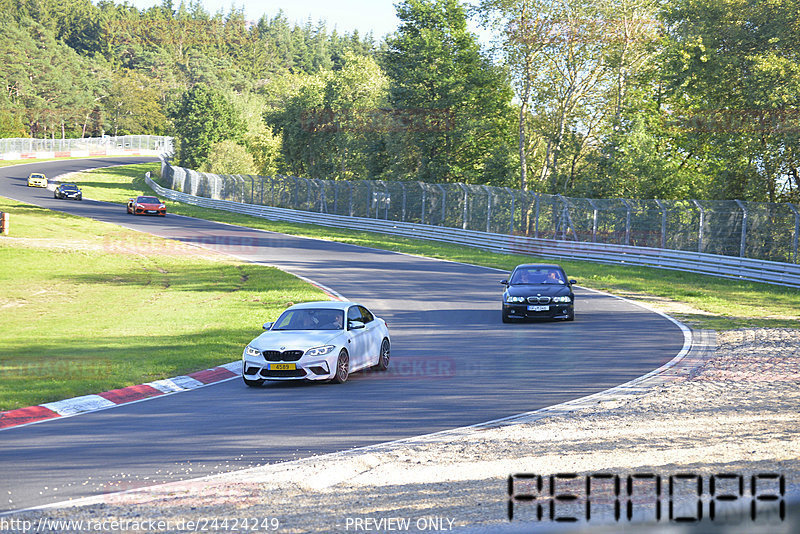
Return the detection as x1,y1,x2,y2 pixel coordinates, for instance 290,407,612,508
569,279,577,285
500,279,509,286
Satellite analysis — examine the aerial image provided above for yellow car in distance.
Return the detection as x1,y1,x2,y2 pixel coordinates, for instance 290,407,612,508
27,173,47,187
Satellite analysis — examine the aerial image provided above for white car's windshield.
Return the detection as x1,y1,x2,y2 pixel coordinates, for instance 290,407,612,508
273,309,344,330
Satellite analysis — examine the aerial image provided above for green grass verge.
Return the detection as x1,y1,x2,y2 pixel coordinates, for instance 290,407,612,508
0,196,328,411
58,163,800,332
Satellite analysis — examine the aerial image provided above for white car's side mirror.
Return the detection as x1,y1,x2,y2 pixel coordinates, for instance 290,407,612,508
262,322,273,330
348,320,365,330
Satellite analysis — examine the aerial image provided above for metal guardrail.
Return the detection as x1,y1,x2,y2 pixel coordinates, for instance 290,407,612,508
146,176,800,289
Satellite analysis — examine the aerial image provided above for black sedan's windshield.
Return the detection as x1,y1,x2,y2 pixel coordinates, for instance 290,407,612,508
273,309,344,330
510,268,565,285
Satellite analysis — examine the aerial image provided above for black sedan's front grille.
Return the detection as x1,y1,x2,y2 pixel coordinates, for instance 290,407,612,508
527,296,551,304
262,350,304,361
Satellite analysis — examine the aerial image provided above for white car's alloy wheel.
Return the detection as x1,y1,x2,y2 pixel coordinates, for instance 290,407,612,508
331,350,349,383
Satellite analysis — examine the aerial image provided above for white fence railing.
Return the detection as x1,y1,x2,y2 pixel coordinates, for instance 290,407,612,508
0,135,173,160
146,176,800,289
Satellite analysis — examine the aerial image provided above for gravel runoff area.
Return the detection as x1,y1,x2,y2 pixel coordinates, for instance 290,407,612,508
4,326,799,534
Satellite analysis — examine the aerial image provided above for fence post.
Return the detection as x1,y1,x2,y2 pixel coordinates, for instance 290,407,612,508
556,194,579,241
692,199,705,253
419,181,427,225
482,186,492,233
654,199,667,249
437,184,446,226
789,203,799,263
260,176,264,205
401,183,406,222
368,182,374,218
588,199,599,243
297,177,309,210
333,180,339,214
458,183,469,229
505,187,515,234
622,199,631,246
382,182,390,219
348,181,354,217
735,199,748,257
534,194,540,239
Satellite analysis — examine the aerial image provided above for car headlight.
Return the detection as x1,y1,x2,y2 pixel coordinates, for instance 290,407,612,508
305,345,335,357
552,296,572,303
244,345,261,357
506,296,526,303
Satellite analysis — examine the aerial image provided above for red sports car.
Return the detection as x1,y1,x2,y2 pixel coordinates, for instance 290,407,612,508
127,195,166,216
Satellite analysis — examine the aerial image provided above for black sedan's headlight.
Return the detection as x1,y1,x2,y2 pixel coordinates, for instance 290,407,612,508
552,296,572,303
505,295,526,303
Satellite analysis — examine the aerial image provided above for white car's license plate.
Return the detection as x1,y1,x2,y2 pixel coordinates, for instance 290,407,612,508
269,363,296,370
527,305,549,311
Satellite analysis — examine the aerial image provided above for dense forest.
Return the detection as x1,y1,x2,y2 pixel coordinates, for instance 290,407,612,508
1,0,798,203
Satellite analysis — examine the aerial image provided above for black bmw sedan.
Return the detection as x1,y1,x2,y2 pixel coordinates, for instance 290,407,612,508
501,263,576,322
54,183,83,200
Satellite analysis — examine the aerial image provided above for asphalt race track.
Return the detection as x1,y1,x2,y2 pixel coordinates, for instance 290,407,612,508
0,158,686,512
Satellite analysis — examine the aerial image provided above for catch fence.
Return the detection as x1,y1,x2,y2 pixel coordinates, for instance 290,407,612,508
162,161,800,265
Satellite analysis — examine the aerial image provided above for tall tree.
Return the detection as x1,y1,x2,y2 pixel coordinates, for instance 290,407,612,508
480,0,661,193
169,83,244,169
383,0,515,183
662,0,800,201
264,52,389,179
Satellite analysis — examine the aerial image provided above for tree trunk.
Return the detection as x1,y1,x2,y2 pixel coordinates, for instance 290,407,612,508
519,61,531,191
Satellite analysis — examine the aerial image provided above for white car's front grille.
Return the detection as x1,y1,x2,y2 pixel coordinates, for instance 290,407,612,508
262,350,304,361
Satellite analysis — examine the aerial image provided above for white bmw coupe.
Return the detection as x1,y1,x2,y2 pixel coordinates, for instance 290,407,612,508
242,301,391,386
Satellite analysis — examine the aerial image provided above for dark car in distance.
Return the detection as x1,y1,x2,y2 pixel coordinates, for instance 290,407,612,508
501,264,576,322
54,183,82,200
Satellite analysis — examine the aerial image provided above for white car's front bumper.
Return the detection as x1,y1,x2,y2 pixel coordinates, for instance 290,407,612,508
242,352,335,381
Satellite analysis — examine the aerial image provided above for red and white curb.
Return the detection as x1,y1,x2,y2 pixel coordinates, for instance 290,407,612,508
0,361,242,431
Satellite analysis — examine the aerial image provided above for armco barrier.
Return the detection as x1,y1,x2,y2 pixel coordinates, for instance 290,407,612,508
146,177,800,289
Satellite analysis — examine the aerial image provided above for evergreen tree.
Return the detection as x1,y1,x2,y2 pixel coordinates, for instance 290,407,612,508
169,83,244,169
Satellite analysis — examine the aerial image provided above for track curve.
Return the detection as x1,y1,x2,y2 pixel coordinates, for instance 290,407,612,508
0,158,685,512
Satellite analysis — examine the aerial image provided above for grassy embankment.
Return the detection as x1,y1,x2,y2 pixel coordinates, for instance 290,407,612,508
70,162,799,331
0,194,328,411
